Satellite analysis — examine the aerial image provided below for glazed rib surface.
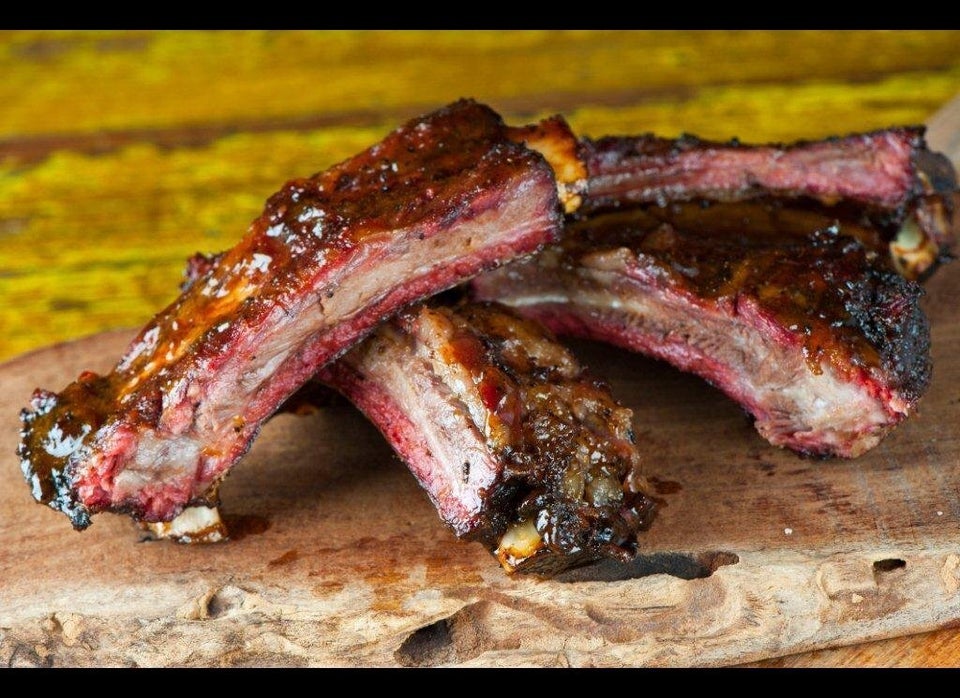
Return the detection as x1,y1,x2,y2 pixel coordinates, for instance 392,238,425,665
18,100,566,528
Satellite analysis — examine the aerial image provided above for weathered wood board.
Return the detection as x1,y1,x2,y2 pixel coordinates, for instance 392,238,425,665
2,95,960,669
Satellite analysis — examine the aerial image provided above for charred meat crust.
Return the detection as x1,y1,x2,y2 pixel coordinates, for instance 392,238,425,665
18,99,569,529
472,215,931,459
318,301,655,574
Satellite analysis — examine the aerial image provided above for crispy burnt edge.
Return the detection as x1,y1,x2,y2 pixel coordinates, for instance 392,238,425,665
316,300,656,575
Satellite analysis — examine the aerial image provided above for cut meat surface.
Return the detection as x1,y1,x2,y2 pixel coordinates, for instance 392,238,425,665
317,301,656,574
580,128,958,280
18,99,574,529
472,214,932,458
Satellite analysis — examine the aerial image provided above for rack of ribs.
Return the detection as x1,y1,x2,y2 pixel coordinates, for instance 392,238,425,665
472,211,932,459
16,99,957,571
579,128,957,280
18,99,580,530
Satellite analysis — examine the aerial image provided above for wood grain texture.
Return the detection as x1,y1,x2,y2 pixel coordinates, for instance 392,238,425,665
3,30,960,667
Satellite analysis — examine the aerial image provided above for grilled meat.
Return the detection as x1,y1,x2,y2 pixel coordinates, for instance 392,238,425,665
18,100,956,551
318,300,656,574
472,213,931,458
18,99,577,529
580,128,958,280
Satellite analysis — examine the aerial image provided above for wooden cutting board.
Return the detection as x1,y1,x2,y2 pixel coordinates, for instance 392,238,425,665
2,101,959,669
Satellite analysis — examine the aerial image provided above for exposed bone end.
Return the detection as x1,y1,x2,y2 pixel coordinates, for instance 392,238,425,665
508,117,587,215
140,505,227,544
900,150,960,280
892,197,953,281
495,519,543,573
890,218,940,280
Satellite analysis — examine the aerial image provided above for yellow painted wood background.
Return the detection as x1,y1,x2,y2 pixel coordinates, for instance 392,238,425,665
3,30,960,363
2,29,960,667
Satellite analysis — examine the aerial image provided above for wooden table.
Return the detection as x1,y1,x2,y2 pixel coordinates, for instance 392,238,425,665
2,30,960,668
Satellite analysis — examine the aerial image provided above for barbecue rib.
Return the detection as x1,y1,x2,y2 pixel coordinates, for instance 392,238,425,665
472,213,932,458
18,100,956,542
580,128,958,280
317,300,656,574
18,99,580,529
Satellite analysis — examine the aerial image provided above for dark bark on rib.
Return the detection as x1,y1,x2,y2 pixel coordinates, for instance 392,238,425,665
472,213,931,458
318,301,656,574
